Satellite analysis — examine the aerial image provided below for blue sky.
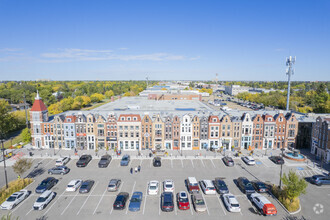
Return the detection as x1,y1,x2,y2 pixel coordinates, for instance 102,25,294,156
0,0,329,81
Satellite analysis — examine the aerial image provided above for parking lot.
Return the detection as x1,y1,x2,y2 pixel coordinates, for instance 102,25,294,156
1,154,329,220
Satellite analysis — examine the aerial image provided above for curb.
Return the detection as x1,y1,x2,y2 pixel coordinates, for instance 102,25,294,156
268,191,301,215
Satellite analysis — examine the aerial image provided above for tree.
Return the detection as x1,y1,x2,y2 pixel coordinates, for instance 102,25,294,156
1,213,19,220
0,100,13,138
90,93,105,103
21,128,31,143
281,170,307,203
105,90,114,99
12,158,33,177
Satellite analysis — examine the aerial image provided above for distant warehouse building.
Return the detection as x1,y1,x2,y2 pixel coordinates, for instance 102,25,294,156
225,85,250,96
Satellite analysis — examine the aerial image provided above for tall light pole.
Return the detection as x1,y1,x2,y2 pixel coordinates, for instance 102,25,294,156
286,56,296,111
1,140,9,189
279,147,285,189
23,93,29,129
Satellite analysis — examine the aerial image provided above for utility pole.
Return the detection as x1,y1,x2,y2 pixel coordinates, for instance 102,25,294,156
23,93,29,128
286,56,296,111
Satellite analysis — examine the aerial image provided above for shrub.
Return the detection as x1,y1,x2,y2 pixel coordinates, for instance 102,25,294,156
0,178,33,205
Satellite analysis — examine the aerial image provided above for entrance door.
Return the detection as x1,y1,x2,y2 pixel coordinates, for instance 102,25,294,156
244,142,248,149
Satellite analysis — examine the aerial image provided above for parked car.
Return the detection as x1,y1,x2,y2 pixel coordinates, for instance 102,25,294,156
163,179,174,192
222,193,241,212
148,180,159,195
120,155,130,166
55,157,70,166
128,191,143,212
191,192,206,212
250,193,277,216
199,180,216,195
48,166,70,175
310,175,330,186
236,177,255,194
33,190,56,210
66,179,82,192
113,192,129,210
269,156,285,165
161,192,174,212
153,157,161,167
213,178,229,194
242,156,256,165
1,190,30,210
76,154,92,167
98,154,112,168
177,191,190,210
222,156,234,167
79,180,95,193
35,177,58,194
251,181,269,193
108,179,122,192
186,177,200,193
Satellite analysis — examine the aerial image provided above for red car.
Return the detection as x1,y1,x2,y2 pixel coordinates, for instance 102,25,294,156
177,191,190,210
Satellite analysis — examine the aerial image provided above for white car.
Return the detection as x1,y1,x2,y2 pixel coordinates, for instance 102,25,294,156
242,156,255,165
66,179,82,192
55,157,70,166
199,180,216,195
163,180,174,192
222,193,241,212
1,190,30,210
33,190,56,210
148,181,159,195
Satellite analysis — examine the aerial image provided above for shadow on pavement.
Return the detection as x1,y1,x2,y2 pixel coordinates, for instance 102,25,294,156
26,168,45,178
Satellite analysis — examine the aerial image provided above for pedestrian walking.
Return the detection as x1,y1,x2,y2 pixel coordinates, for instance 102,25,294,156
138,165,141,172
130,167,133,174
135,167,138,173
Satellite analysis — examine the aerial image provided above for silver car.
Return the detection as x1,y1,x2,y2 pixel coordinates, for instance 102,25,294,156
191,192,206,212
1,190,30,210
108,179,121,192
33,190,56,210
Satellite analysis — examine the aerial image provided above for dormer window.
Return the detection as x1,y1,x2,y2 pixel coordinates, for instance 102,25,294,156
68,118,71,122
213,119,216,122
128,117,131,121
268,118,272,121
133,117,137,121
121,117,124,121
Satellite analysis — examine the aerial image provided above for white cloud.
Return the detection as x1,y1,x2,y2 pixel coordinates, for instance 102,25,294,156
39,48,196,62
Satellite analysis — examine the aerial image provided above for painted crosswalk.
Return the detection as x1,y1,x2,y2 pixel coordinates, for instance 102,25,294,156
296,169,321,177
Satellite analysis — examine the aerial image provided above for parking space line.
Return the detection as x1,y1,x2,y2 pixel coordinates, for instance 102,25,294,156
108,158,112,167
171,159,173,168
211,159,216,168
150,159,152,167
61,190,79,215
181,159,184,168
259,160,269,168
126,181,136,214
110,204,114,215
118,181,124,192
44,190,66,215
140,159,143,166
76,181,99,215
93,187,108,215
143,185,148,214
25,208,33,216
191,159,194,168
201,192,210,215
216,195,226,215
200,159,205,167
44,159,55,168
159,194,161,215
174,191,177,215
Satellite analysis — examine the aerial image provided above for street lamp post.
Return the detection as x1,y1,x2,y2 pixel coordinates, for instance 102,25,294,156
1,140,9,189
279,147,285,189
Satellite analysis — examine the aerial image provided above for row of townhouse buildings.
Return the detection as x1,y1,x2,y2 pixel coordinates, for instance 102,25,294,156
311,116,330,163
30,94,299,151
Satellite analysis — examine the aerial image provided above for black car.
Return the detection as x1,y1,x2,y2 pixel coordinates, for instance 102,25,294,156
222,156,234,167
153,157,161,167
113,192,129,210
236,177,255,194
213,178,229,194
79,180,95,193
98,154,112,168
269,156,285,165
161,192,174,212
251,181,268,193
76,155,92,167
35,177,58,194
